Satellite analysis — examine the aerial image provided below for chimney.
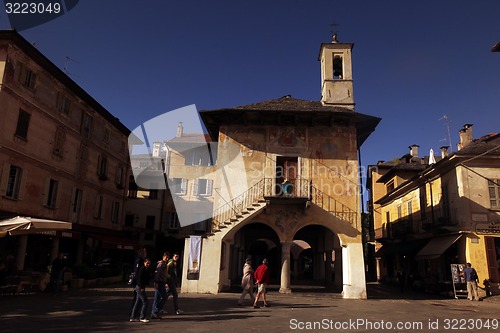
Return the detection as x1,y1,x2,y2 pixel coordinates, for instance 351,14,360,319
176,122,183,137
440,146,449,158
457,123,473,150
409,145,419,157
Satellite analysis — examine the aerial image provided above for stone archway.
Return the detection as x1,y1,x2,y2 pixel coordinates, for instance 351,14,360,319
292,225,341,292
228,222,281,287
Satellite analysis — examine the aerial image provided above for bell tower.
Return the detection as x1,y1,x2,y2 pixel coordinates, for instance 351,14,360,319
319,33,355,109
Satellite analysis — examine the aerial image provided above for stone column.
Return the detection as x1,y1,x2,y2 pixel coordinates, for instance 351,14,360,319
16,235,28,270
279,241,292,293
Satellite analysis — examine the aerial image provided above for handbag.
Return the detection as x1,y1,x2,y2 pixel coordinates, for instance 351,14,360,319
127,272,136,285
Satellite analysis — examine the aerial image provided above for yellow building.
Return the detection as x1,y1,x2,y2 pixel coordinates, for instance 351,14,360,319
368,125,500,296
0,30,133,272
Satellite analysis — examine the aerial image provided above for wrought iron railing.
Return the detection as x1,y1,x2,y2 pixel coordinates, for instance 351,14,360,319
310,186,358,226
212,179,266,231
211,177,358,232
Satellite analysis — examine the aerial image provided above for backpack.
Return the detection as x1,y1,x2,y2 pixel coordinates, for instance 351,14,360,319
471,269,478,281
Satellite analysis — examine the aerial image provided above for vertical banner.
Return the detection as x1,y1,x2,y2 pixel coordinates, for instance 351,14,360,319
188,236,201,279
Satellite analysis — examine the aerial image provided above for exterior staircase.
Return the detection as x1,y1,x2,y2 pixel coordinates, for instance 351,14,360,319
210,177,359,234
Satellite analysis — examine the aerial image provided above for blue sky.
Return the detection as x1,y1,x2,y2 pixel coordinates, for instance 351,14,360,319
2,0,499,171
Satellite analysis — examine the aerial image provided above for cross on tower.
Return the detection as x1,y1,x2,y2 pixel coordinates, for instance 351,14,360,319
330,22,340,42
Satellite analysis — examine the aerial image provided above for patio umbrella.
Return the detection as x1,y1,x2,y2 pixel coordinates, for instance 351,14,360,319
0,216,72,237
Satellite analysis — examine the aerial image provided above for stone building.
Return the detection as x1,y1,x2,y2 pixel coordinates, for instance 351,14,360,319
368,124,500,296
179,35,380,299
0,30,133,272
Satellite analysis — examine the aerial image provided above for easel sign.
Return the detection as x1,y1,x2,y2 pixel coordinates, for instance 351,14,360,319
451,264,468,299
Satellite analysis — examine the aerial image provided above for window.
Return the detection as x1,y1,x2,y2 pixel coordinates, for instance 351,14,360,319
46,179,58,208
97,155,108,180
194,178,213,196
172,178,187,195
81,113,92,139
18,63,36,89
185,150,212,166
407,200,413,232
53,128,65,157
167,212,180,230
15,109,31,140
111,201,120,224
386,180,395,193
115,165,124,188
5,165,22,199
57,93,71,115
333,54,343,79
72,188,83,213
488,179,500,209
94,195,104,219
397,204,402,220
419,186,427,220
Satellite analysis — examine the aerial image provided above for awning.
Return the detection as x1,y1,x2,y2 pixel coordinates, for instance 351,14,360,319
416,234,462,260
0,216,72,237
88,233,138,251
375,239,428,258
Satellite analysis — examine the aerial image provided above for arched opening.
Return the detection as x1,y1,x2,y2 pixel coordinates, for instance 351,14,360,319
228,222,280,288
293,225,340,291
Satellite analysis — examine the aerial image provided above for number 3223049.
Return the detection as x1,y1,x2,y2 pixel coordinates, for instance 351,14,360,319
5,2,62,14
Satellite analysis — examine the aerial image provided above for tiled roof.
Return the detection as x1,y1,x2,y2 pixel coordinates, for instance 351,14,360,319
229,95,353,113
200,95,381,147
455,134,500,156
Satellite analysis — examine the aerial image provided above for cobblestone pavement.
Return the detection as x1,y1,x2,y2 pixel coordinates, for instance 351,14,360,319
2,283,500,333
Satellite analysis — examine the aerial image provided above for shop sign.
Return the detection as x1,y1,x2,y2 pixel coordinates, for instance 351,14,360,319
476,222,500,235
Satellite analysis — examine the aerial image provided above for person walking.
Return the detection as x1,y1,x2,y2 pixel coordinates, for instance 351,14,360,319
238,257,255,306
130,258,152,323
166,253,183,315
50,252,67,295
253,258,270,308
151,252,170,319
463,262,480,301
130,247,146,315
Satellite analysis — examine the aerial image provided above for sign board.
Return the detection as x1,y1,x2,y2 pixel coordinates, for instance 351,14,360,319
450,264,468,299
476,222,500,235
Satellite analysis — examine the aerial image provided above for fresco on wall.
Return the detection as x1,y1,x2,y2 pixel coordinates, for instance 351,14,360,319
268,127,307,153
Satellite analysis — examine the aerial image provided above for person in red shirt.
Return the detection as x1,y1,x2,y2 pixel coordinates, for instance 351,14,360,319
253,258,270,308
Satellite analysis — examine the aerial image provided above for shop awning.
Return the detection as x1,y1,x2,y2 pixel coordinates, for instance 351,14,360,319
88,233,138,251
375,239,428,258
0,216,72,237
415,234,462,260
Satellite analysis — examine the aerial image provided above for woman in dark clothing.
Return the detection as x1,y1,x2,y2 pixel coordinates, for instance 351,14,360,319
130,259,151,323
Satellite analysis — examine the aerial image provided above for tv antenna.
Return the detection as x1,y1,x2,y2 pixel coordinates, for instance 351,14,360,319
439,114,453,153
63,56,79,76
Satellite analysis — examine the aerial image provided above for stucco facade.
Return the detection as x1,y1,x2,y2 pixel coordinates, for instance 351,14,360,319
179,36,380,299
369,125,500,296
0,31,132,271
